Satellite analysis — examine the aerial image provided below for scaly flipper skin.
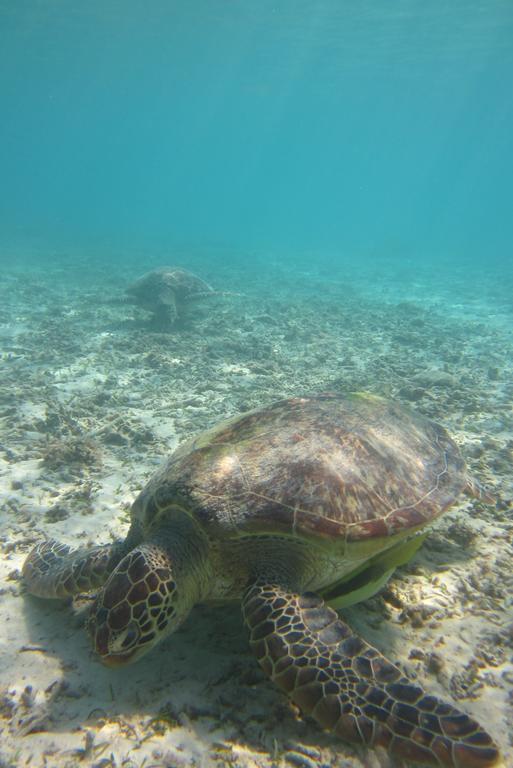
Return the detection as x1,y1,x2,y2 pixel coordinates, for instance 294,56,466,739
242,582,499,768
22,539,123,599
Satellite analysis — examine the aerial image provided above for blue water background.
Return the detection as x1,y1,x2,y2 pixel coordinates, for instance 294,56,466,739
1,1,512,272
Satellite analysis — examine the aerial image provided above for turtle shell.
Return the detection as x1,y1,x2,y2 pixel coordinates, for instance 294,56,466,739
133,393,468,543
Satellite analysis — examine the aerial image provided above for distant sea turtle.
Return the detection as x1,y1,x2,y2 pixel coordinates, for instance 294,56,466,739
126,266,214,327
23,394,498,767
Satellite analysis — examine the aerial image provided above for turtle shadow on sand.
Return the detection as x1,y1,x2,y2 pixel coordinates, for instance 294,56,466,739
20,598,350,757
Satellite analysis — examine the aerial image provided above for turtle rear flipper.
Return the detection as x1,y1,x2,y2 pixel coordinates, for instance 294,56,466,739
23,539,123,599
242,581,500,768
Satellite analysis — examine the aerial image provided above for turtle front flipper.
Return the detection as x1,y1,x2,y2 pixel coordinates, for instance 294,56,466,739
23,539,124,599
242,582,499,768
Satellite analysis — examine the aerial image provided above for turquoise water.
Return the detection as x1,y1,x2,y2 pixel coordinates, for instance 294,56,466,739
1,1,513,265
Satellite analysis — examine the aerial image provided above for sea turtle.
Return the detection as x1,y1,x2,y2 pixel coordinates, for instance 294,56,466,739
23,393,499,767
126,266,214,327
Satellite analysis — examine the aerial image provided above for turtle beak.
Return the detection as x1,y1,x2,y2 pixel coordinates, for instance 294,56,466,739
91,621,141,666
94,628,140,667
99,651,137,668
92,623,110,657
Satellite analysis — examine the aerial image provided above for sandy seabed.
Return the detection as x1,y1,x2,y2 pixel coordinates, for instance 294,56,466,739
0,253,512,768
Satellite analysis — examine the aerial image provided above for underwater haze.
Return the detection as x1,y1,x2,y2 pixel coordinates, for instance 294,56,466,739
1,3,513,768
1,0,513,263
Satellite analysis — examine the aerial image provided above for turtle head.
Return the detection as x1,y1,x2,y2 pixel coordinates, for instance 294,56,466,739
88,544,186,666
